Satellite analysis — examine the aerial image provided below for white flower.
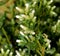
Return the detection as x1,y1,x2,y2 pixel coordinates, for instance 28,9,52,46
9,52,13,56
25,3,29,8
1,48,4,54
51,6,56,10
47,6,51,9
16,7,24,13
30,31,35,35
25,3,30,12
48,44,51,49
44,38,51,48
52,25,56,32
16,7,20,11
32,10,35,14
16,40,21,42
20,31,24,36
16,50,21,56
16,15,20,18
6,49,10,55
58,19,60,23
56,19,60,26
21,14,26,18
16,39,23,43
20,25,25,28
48,0,53,5
20,25,27,30
33,2,36,5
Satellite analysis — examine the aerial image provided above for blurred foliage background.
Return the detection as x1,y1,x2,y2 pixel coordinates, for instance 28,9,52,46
0,0,60,56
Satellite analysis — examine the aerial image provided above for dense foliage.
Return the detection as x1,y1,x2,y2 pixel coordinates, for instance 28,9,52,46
0,0,60,56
